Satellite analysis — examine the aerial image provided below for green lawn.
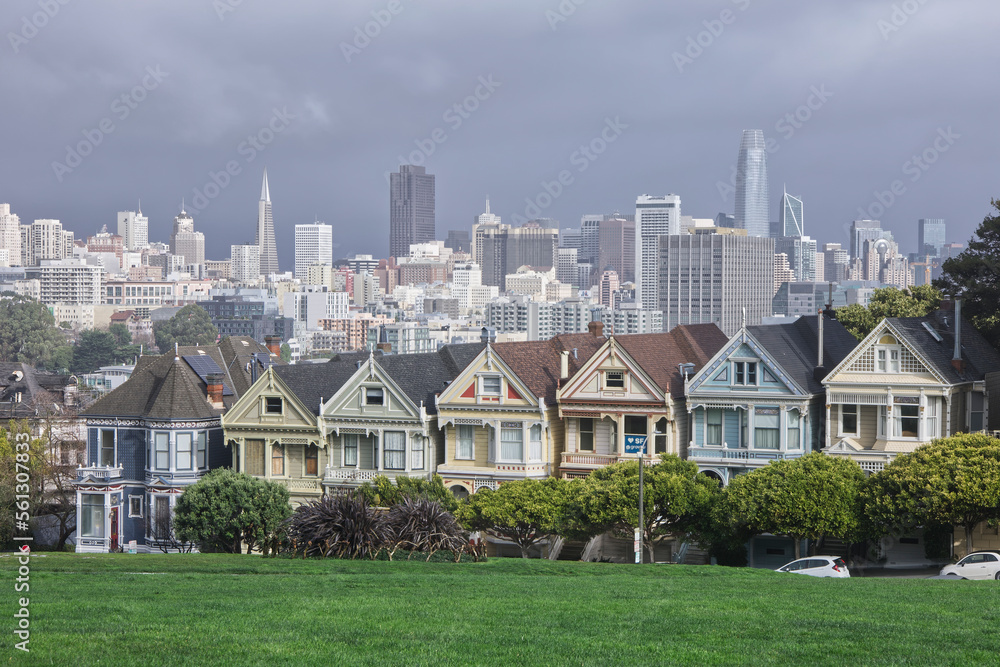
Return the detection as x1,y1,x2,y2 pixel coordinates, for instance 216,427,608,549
3,553,999,666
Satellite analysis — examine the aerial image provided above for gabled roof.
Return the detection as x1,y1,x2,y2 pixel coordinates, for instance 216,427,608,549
273,362,365,417
217,336,282,396
613,324,730,398
747,316,857,394
493,333,606,404
887,312,1000,383
0,362,60,419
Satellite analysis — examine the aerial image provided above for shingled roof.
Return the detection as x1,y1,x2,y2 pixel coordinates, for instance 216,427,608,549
613,324,731,398
493,332,609,404
887,311,1000,384
748,315,857,394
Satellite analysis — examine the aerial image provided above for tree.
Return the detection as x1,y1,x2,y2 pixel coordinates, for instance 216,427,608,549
35,411,85,551
457,478,567,558
153,304,219,353
861,434,1000,553
0,296,73,370
935,199,1000,347
279,343,291,363
355,474,459,513
71,329,118,374
0,421,46,548
836,285,942,340
173,469,291,554
571,455,720,563
725,453,866,559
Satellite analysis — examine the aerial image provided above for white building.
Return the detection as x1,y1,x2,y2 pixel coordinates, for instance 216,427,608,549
294,222,333,280
452,263,498,311
0,204,22,267
231,243,261,283
22,219,73,266
635,194,681,310
171,208,205,267
284,289,351,330
117,210,149,252
30,258,104,306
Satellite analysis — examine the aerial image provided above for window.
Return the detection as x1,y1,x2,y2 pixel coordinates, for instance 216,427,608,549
196,432,207,469
457,425,474,460
176,433,193,470
410,436,424,470
705,409,723,445
246,439,265,476
128,496,142,518
529,424,542,461
265,397,283,414
99,430,115,467
80,494,104,538
500,424,523,461
343,434,358,466
384,432,405,470
625,415,647,447
926,399,939,439
787,409,801,450
654,418,668,454
305,444,319,476
971,392,985,432
734,361,757,385
482,376,501,395
271,443,284,476
153,496,171,541
605,371,625,389
876,336,900,373
154,432,169,470
740,410,748,446
895,404,919,438
578,418,594,452
754,408,780,450
365,387,384,406
841,405,858,435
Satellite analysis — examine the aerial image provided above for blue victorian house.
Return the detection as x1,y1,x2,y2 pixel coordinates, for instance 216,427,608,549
684,314,857,486
75,337,278,552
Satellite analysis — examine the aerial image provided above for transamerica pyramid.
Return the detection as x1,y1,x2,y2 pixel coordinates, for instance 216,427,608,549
255,168,279,275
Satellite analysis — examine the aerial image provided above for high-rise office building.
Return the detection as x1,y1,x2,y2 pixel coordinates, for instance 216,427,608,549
735,130,770,238
0,204,22,267
850,220,887,260
117,209,149,252
255,170,279,276
598,216,635,283
598,268,621,309
389,165,435,258
471,203,557,291
635,194,681,310
170,207,205,267
780,189,804,237
444,230,470,254
658,232,774,336
22,219,73,266
775,236,818,283
917,218,946,257
823,242,850,283
231,243,261,283
294,222,333,280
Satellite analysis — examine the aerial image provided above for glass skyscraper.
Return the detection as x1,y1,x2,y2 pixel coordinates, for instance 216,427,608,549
917,218,946,257
735,130,770,238
780,189,804,237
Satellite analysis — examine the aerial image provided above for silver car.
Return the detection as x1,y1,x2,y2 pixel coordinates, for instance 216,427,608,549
939,552,1000,580
775,556,851,578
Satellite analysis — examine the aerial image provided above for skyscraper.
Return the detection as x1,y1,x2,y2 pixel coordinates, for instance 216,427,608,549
850,220,887,260
389,165,435,258
735,130,770,238
294,222,333,280
231,243,261,283
255,170,279,276
780,189,804,237
597,216,635,284
171,206,205,267
0,204,22,267
635,194,681,310
117,209,149,251
917,218,946,257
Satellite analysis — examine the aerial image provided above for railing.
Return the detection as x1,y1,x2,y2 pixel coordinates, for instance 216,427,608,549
324,468,382,483
561,453,619,467
285,479,323,493
76,465,123,481
687,447,804,462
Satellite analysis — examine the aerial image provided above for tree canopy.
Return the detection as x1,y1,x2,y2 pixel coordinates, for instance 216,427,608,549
724,453,866,558
836,285,942,340
0,297,73,371
457,477,567,558
71,327,141,374
934,198,1000,347
173,469,291,554
861,433,1000,553
153,304,219,353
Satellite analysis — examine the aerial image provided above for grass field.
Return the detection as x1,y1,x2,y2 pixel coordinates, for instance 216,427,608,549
3,553,999,666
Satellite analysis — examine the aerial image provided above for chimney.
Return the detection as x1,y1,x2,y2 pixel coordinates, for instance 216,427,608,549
952,298,965,373
377,342,392,353
560,351,569,380
264,336,281,356
814,310,828,382
206,373,225,408
588,320,604,337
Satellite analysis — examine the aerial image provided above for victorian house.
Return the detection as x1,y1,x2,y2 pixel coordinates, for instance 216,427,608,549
75,337,278,553
685,314,856,485
558,324,728,478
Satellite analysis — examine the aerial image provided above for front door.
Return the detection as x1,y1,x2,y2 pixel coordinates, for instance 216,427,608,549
110,506,119,552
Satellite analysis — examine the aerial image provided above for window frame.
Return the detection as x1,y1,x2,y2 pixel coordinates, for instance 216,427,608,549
786,409,801,450
410,435,424,470
383,431,406,471
705,408,723,446
196,432,207,469
753,407,780,450
733,361,758,386
343,433,358,467
529,424,542,462
153,432,170,471
175,432,193,470
264,396,283,415
499,423,524,462
456,425,475,460
128,495,143,518
271,443,285,476
840,404,859,436
80,493,105,538
365,387,385,406
578,417,595,452
604,371,625,390
98,429,115,467
481,376,501,396
304,444,319,476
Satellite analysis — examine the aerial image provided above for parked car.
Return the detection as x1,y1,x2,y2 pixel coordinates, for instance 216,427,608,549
938,552,1000,580
775,556,850,578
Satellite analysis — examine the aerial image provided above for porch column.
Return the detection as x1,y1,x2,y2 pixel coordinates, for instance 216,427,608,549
376,431,383,472
945,393,952,437
825,403,831,448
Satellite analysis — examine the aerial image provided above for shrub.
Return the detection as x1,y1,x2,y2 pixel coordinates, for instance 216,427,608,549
285,493,389,560
386,498,466,561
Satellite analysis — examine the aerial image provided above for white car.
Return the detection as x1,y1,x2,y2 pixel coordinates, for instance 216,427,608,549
939,552,1000,580
775,556,850,578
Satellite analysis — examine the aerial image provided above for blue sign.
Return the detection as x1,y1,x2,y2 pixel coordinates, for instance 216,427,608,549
624,435,647,454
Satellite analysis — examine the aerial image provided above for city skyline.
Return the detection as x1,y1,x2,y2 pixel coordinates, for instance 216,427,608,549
1,2,995,268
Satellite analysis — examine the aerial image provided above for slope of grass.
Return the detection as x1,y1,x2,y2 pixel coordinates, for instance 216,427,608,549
3,553,999,665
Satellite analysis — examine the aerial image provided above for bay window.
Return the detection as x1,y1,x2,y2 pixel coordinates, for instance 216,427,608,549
271,443,284,475
786,409,801,449
196,432,207,469
500,424,523,461
578,418,594,451
154,432,169,470
343,434,358,466
529,424,542,461
705,409,723,445
305,444,319,476
754,408,780,450
176,433,193,470
456,425,474,460
384,431,405,470
80,494,105,538
654,418,668,454
841,405,858,435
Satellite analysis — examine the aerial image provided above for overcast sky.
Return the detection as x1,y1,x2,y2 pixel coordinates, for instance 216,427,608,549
2,0,998,268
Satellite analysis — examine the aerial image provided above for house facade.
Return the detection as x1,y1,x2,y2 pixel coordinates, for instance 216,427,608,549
76,337,278,553
685,315,856,485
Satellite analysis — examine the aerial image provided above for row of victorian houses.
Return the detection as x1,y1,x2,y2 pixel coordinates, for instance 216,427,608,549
74,304,1000,562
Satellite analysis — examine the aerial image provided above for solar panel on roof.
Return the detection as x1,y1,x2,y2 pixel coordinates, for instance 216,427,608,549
182,355,234,396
